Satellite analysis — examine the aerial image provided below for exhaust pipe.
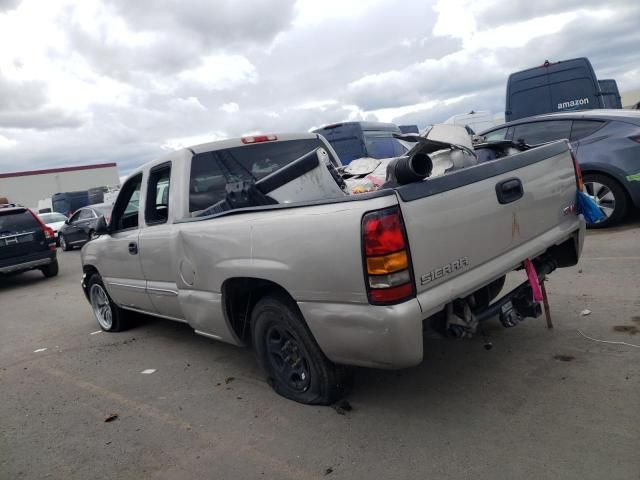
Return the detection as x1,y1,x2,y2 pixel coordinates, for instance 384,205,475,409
385,153,433,186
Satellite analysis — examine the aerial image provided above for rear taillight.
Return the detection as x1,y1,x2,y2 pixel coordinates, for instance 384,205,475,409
241,134,277,144
570,149,583,191
629,134,640,144
30,208,57,250
362,207,415,305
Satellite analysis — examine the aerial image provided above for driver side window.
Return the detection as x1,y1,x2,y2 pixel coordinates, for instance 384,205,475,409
110,174,142,231
68,211,81,224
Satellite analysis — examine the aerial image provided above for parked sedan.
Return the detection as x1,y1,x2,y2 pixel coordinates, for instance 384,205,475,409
59,204,112,251
37,212,68,246
480,110,640,227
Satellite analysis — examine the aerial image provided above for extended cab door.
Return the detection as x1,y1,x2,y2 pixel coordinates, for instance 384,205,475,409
138,162,184,320
98,174,155,312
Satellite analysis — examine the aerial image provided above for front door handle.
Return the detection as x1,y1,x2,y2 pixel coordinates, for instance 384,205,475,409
128,242,138,255
496,178,523,204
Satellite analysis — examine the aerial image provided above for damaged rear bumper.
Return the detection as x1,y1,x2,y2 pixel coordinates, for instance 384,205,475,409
298,222,585,370
298,298,425,370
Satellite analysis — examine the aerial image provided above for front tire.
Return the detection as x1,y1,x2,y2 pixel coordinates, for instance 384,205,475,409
251,294,350,405
59,234,71,251
87,273,129,332
583,173,628,228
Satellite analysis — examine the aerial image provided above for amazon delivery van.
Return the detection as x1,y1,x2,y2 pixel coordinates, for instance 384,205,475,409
505,58,605,122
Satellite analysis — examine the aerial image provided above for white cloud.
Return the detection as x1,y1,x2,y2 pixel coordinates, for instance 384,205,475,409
293,0,387,27
169,96,207,112
0,134,17,148
220,102,239,114
178,54,257,92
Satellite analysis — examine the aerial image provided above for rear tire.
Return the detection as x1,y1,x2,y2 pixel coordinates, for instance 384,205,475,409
41,260,59,278
251,293,351,405
583,173,628,228
87,273,130,332
60,234,71,251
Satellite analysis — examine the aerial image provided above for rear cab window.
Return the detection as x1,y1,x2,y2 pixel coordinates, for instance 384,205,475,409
189,138,335,215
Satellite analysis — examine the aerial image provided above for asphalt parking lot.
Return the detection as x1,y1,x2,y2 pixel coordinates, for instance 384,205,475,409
1,221,639,480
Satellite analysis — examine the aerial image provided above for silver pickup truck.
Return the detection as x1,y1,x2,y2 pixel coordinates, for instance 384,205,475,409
81,133,585,404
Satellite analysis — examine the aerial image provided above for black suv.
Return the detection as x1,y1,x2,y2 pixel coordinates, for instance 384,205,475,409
0,204,59,278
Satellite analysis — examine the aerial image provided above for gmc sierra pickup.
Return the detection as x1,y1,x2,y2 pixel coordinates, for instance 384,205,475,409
80,133,585,404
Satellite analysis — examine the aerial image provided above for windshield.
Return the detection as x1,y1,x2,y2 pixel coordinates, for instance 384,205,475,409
39,212,67,223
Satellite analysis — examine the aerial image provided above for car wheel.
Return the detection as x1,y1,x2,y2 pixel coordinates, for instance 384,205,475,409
87,273,129,332
583,173,628,228
251,293,351,405
41,260,59,278
59,234,71,251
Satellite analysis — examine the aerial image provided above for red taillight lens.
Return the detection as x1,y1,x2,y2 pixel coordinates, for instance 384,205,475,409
570,150,583,191
30,209,57,250
241,134,277,144
369,283,414,304
362,207,415,305
363,211,406,256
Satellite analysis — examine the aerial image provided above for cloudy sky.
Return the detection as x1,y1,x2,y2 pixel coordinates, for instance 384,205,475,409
0,0,638,176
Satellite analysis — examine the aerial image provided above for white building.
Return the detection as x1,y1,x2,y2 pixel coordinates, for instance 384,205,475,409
0,162,120,209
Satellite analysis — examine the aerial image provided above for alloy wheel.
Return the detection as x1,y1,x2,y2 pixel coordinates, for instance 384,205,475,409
584,181,615,221
90,284,113,330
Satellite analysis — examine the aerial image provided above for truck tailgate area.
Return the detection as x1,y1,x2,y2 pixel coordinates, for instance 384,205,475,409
397,141,583,313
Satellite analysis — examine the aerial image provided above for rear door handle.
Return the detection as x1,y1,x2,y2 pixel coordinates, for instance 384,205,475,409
128,242,138,255
496,178,523,204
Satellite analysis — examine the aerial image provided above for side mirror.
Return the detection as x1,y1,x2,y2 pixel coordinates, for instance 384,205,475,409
95,216,109,235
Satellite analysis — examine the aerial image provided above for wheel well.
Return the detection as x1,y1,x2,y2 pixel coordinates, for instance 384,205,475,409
83,265,99,277
222,278,295,344
82,265,99,298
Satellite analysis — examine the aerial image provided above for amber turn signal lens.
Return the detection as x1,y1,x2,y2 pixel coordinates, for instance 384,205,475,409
366,250,409,275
